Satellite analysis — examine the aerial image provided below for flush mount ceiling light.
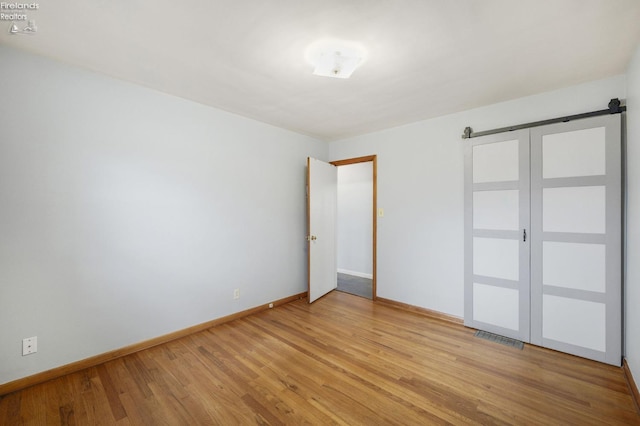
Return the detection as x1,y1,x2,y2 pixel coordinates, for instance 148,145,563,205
306,40,366,79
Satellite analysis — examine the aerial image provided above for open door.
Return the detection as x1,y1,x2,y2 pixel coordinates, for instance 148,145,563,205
307,157,337,303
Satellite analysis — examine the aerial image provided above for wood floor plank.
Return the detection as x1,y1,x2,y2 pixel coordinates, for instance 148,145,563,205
18,385,48,424
1,290,639,425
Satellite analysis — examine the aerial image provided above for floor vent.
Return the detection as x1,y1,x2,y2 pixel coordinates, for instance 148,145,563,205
475,330,524,350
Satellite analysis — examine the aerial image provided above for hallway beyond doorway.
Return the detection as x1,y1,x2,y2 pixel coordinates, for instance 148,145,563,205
337,272,372,299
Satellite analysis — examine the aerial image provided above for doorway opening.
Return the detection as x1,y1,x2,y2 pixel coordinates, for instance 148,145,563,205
331,155,377,300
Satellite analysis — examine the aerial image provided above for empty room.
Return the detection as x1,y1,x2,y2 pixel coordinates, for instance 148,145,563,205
2,1,640,424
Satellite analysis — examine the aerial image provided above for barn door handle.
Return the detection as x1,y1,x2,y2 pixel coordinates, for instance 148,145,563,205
523,229,527,242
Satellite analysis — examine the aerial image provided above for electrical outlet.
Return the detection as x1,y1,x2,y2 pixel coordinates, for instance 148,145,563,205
22,336,37,356
378,207,384,217
233,288,240,299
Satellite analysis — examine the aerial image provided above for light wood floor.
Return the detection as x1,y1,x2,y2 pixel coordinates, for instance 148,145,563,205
1,291,638,425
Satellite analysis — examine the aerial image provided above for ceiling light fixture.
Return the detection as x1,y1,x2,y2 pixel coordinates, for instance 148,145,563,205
306,40,366,79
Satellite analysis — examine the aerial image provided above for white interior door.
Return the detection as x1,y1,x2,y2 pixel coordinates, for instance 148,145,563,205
465,130,530,342
530,115,621,365
307,157,337,303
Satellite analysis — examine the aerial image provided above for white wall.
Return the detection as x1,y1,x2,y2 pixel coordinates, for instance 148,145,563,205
337,162,373,277
330,75,626,318
625,43,640,386
0,46,327,385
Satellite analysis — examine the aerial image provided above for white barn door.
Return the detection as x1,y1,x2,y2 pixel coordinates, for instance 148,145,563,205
464,130,531,342
530,115,621,365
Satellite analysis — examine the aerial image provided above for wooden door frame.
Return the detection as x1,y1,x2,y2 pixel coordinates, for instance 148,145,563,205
330,155,377,300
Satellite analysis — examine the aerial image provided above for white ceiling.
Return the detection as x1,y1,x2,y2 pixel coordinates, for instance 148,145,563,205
2,0,640,141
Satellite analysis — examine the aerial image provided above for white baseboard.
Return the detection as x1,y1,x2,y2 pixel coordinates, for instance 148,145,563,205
337,269,373,279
